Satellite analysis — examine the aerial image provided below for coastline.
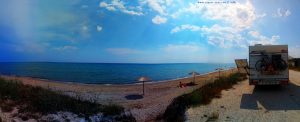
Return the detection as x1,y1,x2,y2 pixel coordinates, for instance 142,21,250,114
0,62,235,85
0,68,236,86
0,68,237,121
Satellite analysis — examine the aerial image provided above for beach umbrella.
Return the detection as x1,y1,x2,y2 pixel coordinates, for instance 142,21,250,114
189,71,200,83
138,76,150,95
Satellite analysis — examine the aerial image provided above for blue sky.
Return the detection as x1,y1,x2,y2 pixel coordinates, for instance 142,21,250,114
0,0,299,63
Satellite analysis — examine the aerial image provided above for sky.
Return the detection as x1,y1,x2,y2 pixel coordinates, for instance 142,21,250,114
0,0,299,63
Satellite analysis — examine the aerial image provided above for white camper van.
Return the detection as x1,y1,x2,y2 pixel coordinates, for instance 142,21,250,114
249,44,289,85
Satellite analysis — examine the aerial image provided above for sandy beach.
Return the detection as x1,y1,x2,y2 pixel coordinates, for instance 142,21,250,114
1,69,236,121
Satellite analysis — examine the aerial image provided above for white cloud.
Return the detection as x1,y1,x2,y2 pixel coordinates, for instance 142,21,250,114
100,2,116,11
290,45,300,58
257,13,267,18
248,31,260,37
165,0,173,6
106,48,142,55
152,15,167,24
54,46,78,51
98,0,278,50
171,24,201,33
273,8,291,17
248,31,280,45
99,0,143,16
172,0,257,29
96,25,102,32
169,1,276,48
99,2,109,8
171,24,280,48
171,24,245,48
164,44,200,53
107,6,117,11
147,0,167,15
203,25,246,48
99,0,173,16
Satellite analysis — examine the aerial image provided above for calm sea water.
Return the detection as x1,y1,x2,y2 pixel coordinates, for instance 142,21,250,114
0,62,235,84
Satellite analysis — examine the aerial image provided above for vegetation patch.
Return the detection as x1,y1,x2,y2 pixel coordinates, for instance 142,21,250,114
289,66,300,72
102,104,124,116
0,78,135,121
160,73,247,122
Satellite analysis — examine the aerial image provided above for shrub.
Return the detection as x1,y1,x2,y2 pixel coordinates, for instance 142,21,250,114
161,73,247,122
290,66,300,72
102,104,124,116
0,77,134,121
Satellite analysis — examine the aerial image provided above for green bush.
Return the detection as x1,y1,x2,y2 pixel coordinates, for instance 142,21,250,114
161,73,247,122
0,78,134,121
102,104,124,116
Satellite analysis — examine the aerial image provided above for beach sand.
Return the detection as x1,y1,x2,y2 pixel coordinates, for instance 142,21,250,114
1,69,236,122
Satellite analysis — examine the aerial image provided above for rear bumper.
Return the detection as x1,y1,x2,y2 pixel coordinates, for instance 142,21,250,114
249,78,289,85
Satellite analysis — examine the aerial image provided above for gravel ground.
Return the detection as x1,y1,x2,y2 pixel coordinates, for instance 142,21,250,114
186,70,300,122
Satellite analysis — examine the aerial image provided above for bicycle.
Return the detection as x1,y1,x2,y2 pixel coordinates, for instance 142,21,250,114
255,52,287,73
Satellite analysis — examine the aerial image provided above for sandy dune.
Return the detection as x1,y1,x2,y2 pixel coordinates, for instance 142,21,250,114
1,69,236,122
186,70,300,122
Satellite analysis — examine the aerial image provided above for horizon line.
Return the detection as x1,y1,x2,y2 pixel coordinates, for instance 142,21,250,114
0,61,235,64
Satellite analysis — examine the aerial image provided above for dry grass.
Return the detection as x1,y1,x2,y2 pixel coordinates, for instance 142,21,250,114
0,99,15,112
290,66,300,72
0,77,135,121
161,73,247,122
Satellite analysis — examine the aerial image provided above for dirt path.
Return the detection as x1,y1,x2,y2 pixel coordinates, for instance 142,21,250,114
186,70,300,122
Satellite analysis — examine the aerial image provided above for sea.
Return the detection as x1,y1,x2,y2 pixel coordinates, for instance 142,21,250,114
0,62,235,84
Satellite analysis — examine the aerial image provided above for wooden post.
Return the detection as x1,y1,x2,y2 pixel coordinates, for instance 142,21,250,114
143,81,145,95
193,75,195,83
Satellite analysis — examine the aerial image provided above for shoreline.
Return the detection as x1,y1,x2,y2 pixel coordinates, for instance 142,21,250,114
0,68,237,121
0,68,235,86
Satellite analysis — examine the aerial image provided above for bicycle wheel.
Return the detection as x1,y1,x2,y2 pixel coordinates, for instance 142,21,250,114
274,59,288,71
255,60,267,72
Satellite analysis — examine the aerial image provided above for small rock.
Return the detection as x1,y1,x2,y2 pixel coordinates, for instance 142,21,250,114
203,114,208,117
